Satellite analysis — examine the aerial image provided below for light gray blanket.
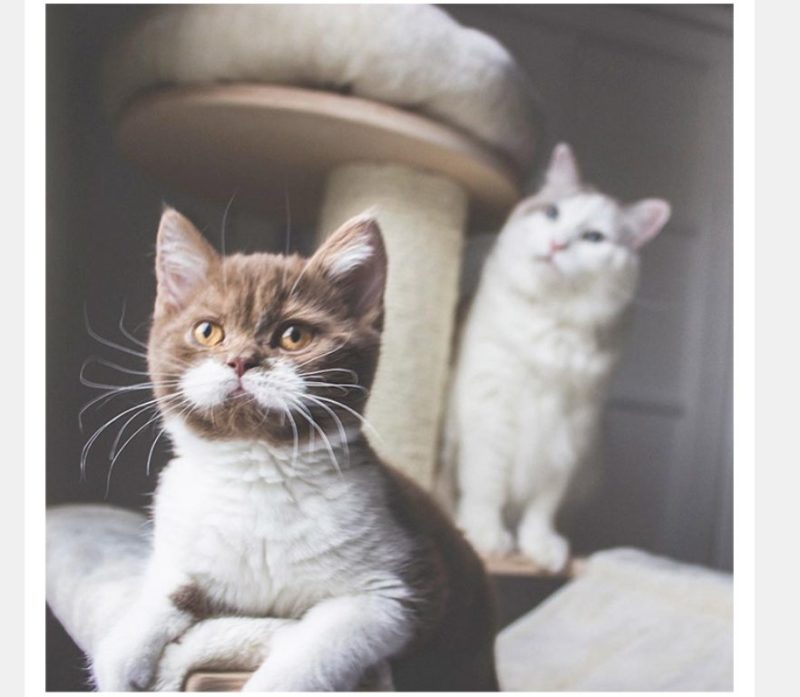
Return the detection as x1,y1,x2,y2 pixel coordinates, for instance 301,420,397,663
496,547,733,691
46,504,391,691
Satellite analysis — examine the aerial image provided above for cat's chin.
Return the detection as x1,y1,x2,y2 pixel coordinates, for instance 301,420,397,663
163,413,362,465
166,413,295,449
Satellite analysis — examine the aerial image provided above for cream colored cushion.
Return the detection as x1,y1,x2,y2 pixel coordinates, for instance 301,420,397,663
103,5,540,171
496,548,733,691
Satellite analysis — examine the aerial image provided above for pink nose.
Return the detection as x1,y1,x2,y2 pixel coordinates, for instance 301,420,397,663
549,240,569,253
227,357,258,378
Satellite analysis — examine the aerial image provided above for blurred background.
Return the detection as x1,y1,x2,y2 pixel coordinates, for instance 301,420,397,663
47,4,732,690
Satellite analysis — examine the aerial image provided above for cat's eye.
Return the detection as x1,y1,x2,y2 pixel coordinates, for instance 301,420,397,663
192,320,225,347
545,204,559,220
279,325,313,352
581,230,606,243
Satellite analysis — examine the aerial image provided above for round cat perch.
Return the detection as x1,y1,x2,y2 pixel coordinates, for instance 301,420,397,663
104,4,541,490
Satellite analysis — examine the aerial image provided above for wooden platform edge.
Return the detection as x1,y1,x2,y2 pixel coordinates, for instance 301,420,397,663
482,553,587,578
184,671,251,692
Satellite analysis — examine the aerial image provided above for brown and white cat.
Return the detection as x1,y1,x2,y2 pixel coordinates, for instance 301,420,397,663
91,208,498,692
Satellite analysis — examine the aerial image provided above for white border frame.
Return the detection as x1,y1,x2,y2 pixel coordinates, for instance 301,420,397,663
23,1,752,695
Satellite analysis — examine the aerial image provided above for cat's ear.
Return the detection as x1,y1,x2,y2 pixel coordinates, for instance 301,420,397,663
309,214,387,325
624,199,672,249
155,207,219,315
544,142,582,193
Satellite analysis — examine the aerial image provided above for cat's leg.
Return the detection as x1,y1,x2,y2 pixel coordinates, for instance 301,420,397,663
517,473,571,573
243,591,412,691
455,414,514,556
92,562,197,691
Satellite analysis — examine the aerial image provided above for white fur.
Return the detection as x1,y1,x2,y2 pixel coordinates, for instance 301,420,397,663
180,358,240,409
93,413,415,691
102,5,539,169
327,240,374,277
156,210,215,310
180,356,307,414
46,505,395,690
445,144,670,572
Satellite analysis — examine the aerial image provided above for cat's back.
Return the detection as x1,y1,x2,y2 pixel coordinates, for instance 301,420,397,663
378,464,499,691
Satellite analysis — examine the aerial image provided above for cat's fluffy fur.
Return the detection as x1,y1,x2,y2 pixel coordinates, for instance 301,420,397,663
92,210,497,691
444,144,671,572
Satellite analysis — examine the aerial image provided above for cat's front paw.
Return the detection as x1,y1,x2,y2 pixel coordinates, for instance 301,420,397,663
92,640,159,692
518,521,570,573
465,524,515,557
458,512,515,557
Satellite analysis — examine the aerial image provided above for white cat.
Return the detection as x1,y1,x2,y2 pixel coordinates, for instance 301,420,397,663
444,143,671,572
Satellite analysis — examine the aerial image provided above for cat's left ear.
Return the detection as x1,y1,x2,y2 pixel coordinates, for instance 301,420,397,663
624,199,672,249
309,214,387,325
544,142,582,193
155,207,220,316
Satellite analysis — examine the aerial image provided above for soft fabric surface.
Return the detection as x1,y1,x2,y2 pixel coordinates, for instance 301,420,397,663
46,505,392,691
496,547,733,691
103,5,540,172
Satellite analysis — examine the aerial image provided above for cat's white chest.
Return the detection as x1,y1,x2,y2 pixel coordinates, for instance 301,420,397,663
151,430,399,619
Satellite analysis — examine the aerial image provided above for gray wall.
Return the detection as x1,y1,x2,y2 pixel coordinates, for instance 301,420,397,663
46,5,732,690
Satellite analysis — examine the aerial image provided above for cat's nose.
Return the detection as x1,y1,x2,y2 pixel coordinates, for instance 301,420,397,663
227,357,259,378
549,240,569,253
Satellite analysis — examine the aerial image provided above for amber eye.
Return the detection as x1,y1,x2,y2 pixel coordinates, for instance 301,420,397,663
279,325,313,351
192,320,225,347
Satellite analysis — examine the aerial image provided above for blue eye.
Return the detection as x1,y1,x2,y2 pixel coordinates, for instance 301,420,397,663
545,204,559,220
581,230,605,243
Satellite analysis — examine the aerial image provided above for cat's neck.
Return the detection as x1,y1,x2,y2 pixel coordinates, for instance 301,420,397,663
163,416,363,484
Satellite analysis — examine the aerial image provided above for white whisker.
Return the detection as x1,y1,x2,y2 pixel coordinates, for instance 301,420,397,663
285,396,342,478
300,392,351,467
298,368,359,381
304,381,367,394
108,403,158,459
146,427,167,477
82,356,152,377
105,411,163,498
295,341,347,369
81,396,165,479
118,300,149,349
84,305,148,361
303,394,383,446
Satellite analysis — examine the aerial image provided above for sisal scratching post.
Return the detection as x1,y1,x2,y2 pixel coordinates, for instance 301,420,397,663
317,163,468,489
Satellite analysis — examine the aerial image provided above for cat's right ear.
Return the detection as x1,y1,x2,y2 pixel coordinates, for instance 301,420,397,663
308,214,387,328
155,208,219,316
544,142,581,193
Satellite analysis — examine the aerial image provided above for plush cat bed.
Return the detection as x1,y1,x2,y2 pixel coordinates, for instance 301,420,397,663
46,505,392,691
103,4,540,172
495,548,733,691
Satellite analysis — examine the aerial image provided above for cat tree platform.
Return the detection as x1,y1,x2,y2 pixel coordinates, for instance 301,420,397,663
115,84,521,228
112,83,528,492
484,553,586,578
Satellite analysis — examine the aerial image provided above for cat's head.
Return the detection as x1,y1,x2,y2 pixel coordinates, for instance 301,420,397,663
147,208,386,446
497,143,670,309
